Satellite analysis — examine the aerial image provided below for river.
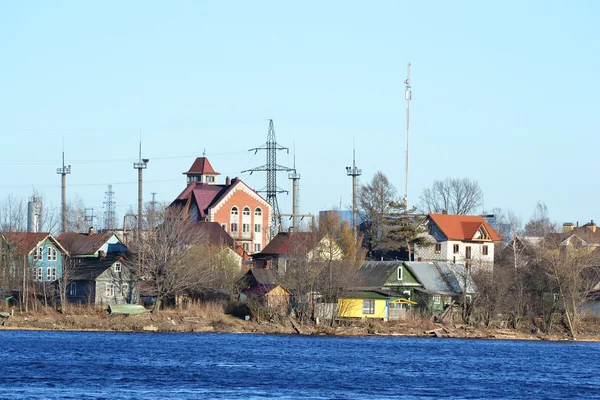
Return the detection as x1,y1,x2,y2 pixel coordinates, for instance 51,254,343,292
1,330,599,399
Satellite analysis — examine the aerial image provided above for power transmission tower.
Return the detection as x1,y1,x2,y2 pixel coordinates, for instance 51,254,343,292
84,208,95,230
103,184,116,231
242,119,292,238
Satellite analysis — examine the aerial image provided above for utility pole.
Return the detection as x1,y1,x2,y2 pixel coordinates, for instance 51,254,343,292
56,150,71,233
288,153,300,231
346,147,361,239
133,139,149,237
243,119,292,238
404,63,412,209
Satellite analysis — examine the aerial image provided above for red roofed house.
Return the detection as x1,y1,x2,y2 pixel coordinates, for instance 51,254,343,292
414,214,501,272
171,157,271,255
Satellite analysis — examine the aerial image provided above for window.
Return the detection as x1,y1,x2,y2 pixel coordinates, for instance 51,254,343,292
47,247,57,261
242,223,250,233
453,244,459,254
445,296,453,305
362,300,375,314
34,246,43,261
482,245,489,256
114,262,122,273
231,207,238,216
254,224,262,233
433,295,441,305
230,223,238,232
34,267,43,281
122,283,129,295
221,224,227,232
46,267,56,281
206,176,215,183
255,208,262,217
105,284,115,297
428,224,434,235
553,293,560,303
434,243,441,254
397,267,403,281
69,282,77,296
403,290,411,300
254,243,261,252
465,246,472,260
243,207,251,216
242,243,250,252
466,295,472,303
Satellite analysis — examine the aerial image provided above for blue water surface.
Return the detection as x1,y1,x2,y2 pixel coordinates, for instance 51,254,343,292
1,330,599,399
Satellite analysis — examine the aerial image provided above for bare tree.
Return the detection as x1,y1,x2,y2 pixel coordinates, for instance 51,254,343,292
357,172,399,256
128,206,215,312
418,177,483,215
524,201,557,237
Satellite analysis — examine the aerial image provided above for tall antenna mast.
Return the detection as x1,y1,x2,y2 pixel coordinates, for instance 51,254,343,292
243,119,292,238
133,133,149,236
346,140,361,239
404,63,412,209
56,144,71,233
288,149,300,231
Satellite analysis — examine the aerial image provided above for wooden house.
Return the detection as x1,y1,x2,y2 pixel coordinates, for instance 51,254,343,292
338,291,416,320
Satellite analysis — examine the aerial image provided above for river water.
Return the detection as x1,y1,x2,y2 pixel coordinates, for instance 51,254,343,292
1,330,599,399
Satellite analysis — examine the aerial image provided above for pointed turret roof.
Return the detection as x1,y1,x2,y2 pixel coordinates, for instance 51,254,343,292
183,157,220,176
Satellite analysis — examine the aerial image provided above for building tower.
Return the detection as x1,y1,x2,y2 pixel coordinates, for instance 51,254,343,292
288,154,300,231
103,184,116,231
27,194,42,233
346,148,361,238
133,140,149,236
243,119,292,238
56,151,71,233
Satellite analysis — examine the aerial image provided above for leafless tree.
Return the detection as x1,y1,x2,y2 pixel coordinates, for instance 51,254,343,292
524,201,557,237
418,177,483,215
128,206,219,312
357,172,399,255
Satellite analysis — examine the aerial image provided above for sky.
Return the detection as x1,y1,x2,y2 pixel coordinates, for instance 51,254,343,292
1,1,599,230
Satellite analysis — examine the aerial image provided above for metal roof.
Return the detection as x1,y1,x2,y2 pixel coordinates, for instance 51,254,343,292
356,261,404,287
404,262,454,295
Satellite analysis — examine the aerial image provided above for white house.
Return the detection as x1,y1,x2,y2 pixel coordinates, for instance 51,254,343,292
414,214,501,272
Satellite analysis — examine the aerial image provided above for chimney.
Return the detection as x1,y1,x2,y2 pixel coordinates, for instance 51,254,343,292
226,176,231,185
562,222,575,233
588,220,597,233
88,227,94,235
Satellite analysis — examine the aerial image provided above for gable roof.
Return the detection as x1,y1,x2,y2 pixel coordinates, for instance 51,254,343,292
2,232,67,256
356,261,408,288
244,268,280,285
184,157,220,176
428,214,501,242
70,255,127,281
258,232,325,256
57,232,124,256
186,222,235,248
244,283,290,297
404,261,476,295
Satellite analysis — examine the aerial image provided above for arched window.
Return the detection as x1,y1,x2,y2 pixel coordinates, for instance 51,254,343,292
231,207,238,216
243,207,251,216
255,207,262,217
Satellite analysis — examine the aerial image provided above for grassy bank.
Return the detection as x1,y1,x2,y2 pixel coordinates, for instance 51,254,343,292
1,304,599,341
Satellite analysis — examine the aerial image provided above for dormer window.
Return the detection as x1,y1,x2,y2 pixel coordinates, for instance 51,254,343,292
206,176,215,183
231,207,239,216
243,207,250,216
114,262,122,273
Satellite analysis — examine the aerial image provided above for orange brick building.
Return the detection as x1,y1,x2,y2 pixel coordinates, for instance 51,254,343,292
171,157,272,254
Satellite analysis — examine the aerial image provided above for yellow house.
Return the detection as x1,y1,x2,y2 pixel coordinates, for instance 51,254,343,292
338,291,416,321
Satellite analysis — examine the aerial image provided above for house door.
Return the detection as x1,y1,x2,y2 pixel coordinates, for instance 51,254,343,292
465,246,472,260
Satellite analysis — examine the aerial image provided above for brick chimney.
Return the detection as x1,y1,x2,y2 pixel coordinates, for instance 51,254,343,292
226,176,231,185
88,227,94,235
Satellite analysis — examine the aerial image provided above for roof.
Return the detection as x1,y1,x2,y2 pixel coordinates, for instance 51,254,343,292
559,226,600,246
435,262,477,294
186,222,234,248
183,157,220,176
2,232,66,256
339,290,415,303
428,214,501,242
258,232,325,256
404,262,455,295
57,232,122,256
245,268,280,285
356,261,405,288
70,255,127,281
244,283,290,297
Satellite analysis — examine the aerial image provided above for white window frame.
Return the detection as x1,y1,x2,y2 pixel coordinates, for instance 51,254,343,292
243,207,251,216
402,290,411,300
35,267,43,281
114,262,122,273
434,243,441,254
254,243,261,252
47,247,57,261
46,267,56,281
105,283,115,297
397,267,403,281
254,224,262,233
242,223,250,233
122,283,129,295
453,244,459,254
362,300,375,315
255,208,262,217
231,207,239,216
34,246,43,261
433,295,441,305
230,223,238,232
69,282,77,296
206,175,215,183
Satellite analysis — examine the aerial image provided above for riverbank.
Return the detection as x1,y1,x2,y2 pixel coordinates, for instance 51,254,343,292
2,307,599,341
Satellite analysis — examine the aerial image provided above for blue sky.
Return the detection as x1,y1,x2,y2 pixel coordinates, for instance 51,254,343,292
1,1,599,229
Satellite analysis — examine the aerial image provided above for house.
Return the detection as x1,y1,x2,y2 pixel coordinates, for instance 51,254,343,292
1,232,68,282
252,231,342,271
66,255,138,305
171,157,272,254
337,291,416,320
238,269,291,315
186,221,246,268
57,229,128,259
414,214,501,272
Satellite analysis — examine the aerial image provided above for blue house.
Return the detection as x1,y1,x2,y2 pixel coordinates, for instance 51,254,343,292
1,232,69,282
